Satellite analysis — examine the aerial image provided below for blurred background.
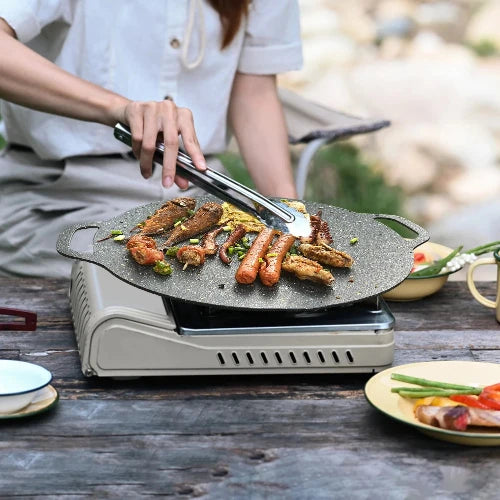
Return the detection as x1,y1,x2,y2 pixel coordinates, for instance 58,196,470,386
1,0,498,276
226,0,500,271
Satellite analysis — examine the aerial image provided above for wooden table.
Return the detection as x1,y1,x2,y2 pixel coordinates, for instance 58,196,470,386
1,278,499,498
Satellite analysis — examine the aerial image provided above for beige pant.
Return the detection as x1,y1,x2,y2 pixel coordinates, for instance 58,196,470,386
0,149,222,278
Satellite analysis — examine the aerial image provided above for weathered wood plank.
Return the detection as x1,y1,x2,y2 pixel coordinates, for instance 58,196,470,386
1,399,500,498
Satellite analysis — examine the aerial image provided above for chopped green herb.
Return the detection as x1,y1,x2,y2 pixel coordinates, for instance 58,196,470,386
153,260,173,276
113,235,125,242
228,246,235,256
266,253,278,258
110,230,123,235
189,238,200,244
350,237,358,245
223,225,232,232
164,247,179,257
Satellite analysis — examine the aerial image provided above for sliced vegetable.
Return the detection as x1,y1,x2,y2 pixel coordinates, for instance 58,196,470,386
113,235,126,242
189,239,200,244
349,237,358,245
478,383,500,410
449,394,491,409
110,230,123,235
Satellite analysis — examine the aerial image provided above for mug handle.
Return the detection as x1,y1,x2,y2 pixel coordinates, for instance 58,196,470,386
467,258,497,308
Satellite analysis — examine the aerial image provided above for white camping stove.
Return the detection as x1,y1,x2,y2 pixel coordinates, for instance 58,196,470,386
70,261,395,377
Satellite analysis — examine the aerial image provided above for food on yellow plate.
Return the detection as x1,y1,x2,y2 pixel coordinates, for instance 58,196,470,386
259,233,296,287
218,202,264,233
135,197,196,235
298,243,354,268
415,405,500,431
235,227,277,284
281,254,334,286
219,224,247,264
413,396,462,410
162,202,223,248
126,234,164,266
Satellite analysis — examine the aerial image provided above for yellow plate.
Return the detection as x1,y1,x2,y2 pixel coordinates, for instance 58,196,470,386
364,361,500,446
0,385,58,420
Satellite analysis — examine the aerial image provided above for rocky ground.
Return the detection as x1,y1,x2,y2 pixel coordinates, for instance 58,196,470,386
280,0,500,279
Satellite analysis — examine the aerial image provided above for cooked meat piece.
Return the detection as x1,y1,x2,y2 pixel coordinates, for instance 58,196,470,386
415,405,500,431
299,243,354,268
136,197,196,235
162,202,223,248
219,224,247,264
299,210,332,246
126,234,157,250
129,246,164,266
126,234,164,265
200,226,224,255
176,246,206,268
259,233,296,287
281,254,334,286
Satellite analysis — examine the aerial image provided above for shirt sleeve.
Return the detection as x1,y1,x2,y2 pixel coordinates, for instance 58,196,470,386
0,0,72,43
238,0,303,75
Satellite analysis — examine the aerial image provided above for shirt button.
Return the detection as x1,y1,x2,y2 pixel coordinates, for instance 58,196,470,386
170,38,181,49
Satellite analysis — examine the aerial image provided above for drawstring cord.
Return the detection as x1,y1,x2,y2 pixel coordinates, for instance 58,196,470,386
181,0,206,70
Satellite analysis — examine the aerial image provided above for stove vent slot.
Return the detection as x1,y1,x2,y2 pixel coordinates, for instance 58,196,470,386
260,352,269,365
246,352,254,365
331,351,340,363
289,352,297,364
217,352,225,365
274,352,283,364
346,350,354,363
317,351,326,364
231,352,240,365
303,351,311,364
71,267,91,348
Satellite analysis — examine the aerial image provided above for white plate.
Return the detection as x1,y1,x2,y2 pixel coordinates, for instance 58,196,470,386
0,360,52,413
364,361,500,446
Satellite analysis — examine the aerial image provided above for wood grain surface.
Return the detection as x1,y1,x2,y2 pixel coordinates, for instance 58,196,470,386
1,278,499,499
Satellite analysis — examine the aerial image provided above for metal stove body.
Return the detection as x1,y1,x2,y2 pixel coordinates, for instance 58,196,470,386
70,261,395,378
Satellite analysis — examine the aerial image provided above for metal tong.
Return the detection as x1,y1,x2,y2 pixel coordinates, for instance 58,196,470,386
114,123,311,237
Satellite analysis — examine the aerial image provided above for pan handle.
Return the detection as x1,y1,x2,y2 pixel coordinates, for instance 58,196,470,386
371,214,429,250
56,222,102,264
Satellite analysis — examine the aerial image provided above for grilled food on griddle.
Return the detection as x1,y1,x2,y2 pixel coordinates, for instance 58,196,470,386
281,254,334,286
259,233,296,287
299,243,354,268
126,234,164,265
135,197,196,235
162,202,223,248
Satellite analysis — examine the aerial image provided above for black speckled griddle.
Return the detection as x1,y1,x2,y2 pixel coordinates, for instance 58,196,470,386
57,196,428,311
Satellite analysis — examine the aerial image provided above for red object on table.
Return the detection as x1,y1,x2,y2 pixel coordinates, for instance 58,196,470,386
0,307,37,331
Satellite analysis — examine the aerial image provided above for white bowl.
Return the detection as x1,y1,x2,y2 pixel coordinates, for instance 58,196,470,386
0,360,52,414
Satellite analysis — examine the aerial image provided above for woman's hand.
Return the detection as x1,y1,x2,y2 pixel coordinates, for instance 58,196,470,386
121,99,207,189
0,21,207,190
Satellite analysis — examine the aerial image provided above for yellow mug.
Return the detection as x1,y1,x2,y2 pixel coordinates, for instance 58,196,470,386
467,249,500,323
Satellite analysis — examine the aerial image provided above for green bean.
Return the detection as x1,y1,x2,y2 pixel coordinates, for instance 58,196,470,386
390,373,481,392
396,389,482,399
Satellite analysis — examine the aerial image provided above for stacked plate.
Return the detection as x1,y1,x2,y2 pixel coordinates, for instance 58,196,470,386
0,360,58,418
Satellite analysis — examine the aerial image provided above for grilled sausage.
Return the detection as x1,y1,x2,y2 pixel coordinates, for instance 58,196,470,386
219,224,247,264
235,227,277,284
259,233,296,286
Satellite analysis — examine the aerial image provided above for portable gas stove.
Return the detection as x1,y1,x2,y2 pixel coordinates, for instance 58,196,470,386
70,261,395,378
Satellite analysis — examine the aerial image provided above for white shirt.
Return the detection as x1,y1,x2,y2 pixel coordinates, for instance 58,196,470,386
0,0,302,159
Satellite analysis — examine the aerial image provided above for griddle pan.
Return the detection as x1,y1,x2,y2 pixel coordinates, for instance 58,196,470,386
57,196,428,311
